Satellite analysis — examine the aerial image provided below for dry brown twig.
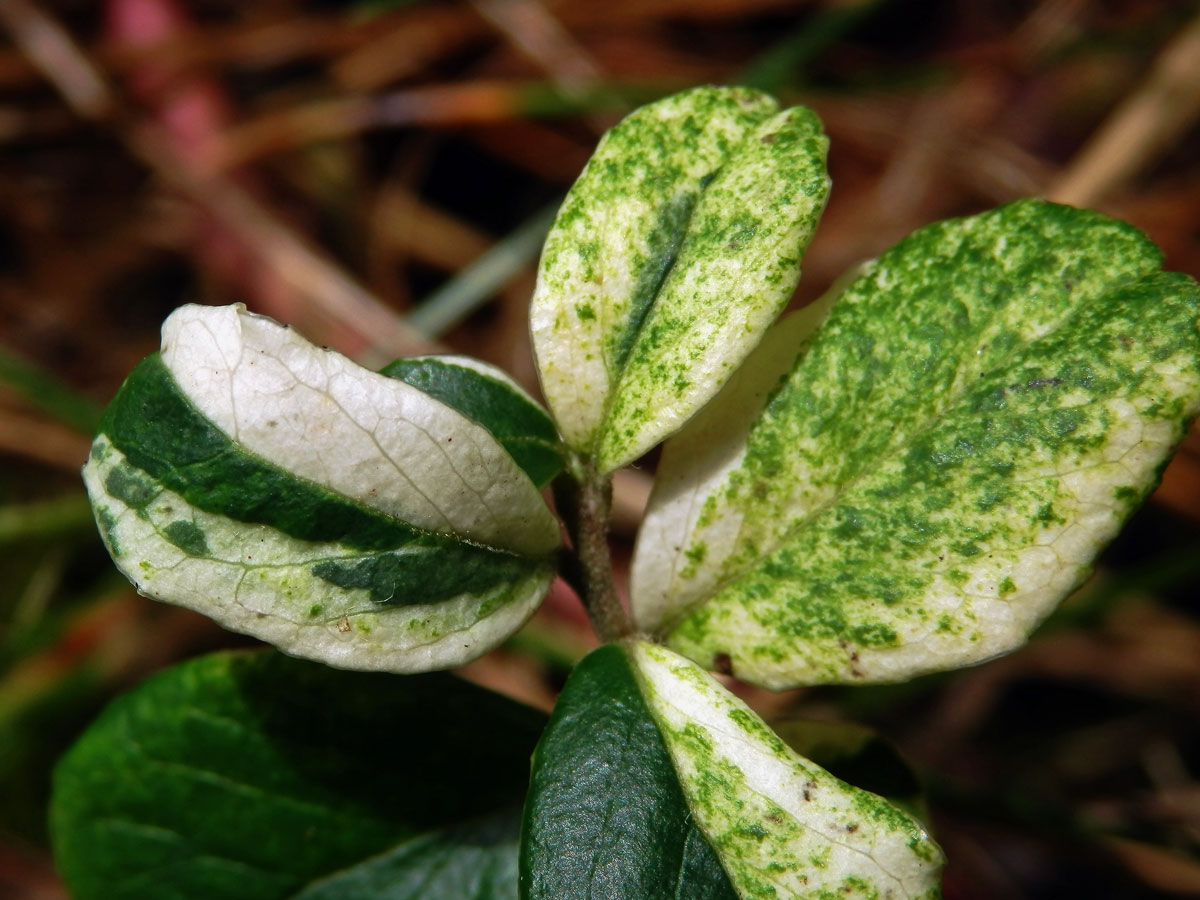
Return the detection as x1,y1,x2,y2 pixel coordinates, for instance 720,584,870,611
0,0,435,366
471,0,604,91
201,81,599,172
1047,11,1200,208
469,0,622,133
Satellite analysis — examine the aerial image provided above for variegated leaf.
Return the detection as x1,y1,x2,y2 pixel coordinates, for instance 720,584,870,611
632,200,1200,688
83,304,560,673
530,85,830,473
522,641,943,899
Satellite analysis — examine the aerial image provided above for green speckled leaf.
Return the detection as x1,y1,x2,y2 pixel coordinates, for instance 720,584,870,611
632,200,1200,688
51,650,544,900
530,85,830,473
380,355,564,488
83,304,559,673
522,642,942,899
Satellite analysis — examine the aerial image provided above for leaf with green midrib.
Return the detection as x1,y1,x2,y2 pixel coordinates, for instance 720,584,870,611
531,85,830,472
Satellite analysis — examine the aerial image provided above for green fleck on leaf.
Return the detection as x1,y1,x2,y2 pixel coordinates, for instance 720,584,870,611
163,520,209,556
634,200,1200,688
94,506,121,557
51,650,545,900
772,719,929,823
83,304,560,674
103,463,159,510
531,85,830,472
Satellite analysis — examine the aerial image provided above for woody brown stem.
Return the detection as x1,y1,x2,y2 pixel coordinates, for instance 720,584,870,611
555,455,632,643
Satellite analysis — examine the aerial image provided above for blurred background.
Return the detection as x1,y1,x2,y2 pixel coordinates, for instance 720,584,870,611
1,1,1199,897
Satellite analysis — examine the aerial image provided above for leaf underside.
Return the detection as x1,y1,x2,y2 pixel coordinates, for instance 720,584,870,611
83,304,559,673
633,199,1200,688
51,650,546,900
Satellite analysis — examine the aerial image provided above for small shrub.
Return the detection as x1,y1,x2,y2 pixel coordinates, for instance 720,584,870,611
53,86,1200,899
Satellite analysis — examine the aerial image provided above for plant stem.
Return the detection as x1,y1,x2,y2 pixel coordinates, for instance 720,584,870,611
556,456,633,643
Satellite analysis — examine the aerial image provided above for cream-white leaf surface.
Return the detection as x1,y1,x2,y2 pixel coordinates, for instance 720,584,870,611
531,85,829,472
83,304,559,672
161,304,558,554
629,642,944,900
632,200,1200,688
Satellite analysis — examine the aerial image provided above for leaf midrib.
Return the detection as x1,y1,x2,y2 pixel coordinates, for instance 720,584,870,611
591,186,709,459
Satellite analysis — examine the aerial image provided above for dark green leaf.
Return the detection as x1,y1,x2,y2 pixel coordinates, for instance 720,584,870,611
51,650,545,900
520,644,736,900
294,808,522,900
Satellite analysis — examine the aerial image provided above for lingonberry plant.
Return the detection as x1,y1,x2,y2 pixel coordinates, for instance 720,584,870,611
53,86,1200,899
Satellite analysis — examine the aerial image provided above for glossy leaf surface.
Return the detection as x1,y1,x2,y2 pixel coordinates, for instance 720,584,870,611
633,201,1200,687
531,86,830,472
522,642,943,899
521,643,737,900
51,650,545,900
83,304,559,672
